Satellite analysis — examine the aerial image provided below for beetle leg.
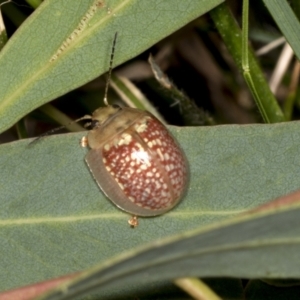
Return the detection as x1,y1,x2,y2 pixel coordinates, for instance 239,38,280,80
80,136,88,147
128,215,138,228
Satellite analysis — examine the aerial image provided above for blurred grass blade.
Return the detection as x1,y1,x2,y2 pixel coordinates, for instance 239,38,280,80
39,104,84,132
255,37,286,56
262,0,300,61
174,278,222,300
241,0,269,122
210,3,285,123
283,61,300,120
0,0,224,134
26,0,43,9
268,43,294,95
15,118,28,139
110,73,166,123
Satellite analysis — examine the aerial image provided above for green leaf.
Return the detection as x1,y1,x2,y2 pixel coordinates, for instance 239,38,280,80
262,0,300,61
1,121,300,293
0,0,223,134
37,198,300,299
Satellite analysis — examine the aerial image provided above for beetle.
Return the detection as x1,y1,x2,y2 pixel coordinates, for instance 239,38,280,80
81,104,188,226
33,32,189,227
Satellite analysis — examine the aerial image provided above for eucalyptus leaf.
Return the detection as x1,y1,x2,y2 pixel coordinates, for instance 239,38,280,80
0,0,223,133
37,198,300,299
1,121,300,293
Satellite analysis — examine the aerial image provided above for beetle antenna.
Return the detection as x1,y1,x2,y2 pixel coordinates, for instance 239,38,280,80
29,115,92,145
103,32,118,106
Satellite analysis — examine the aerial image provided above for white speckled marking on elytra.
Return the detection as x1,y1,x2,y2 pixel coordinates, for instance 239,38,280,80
118,133,132,146
136,143,143,151
135,119,148,133
164,153,170,160
156,148,164,161
104,144,110,151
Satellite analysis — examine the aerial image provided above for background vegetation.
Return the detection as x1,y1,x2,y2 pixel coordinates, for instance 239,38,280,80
1,0,300,299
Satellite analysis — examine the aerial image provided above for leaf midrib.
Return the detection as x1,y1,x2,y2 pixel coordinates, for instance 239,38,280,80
0,0,133,114
0,210,242,226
